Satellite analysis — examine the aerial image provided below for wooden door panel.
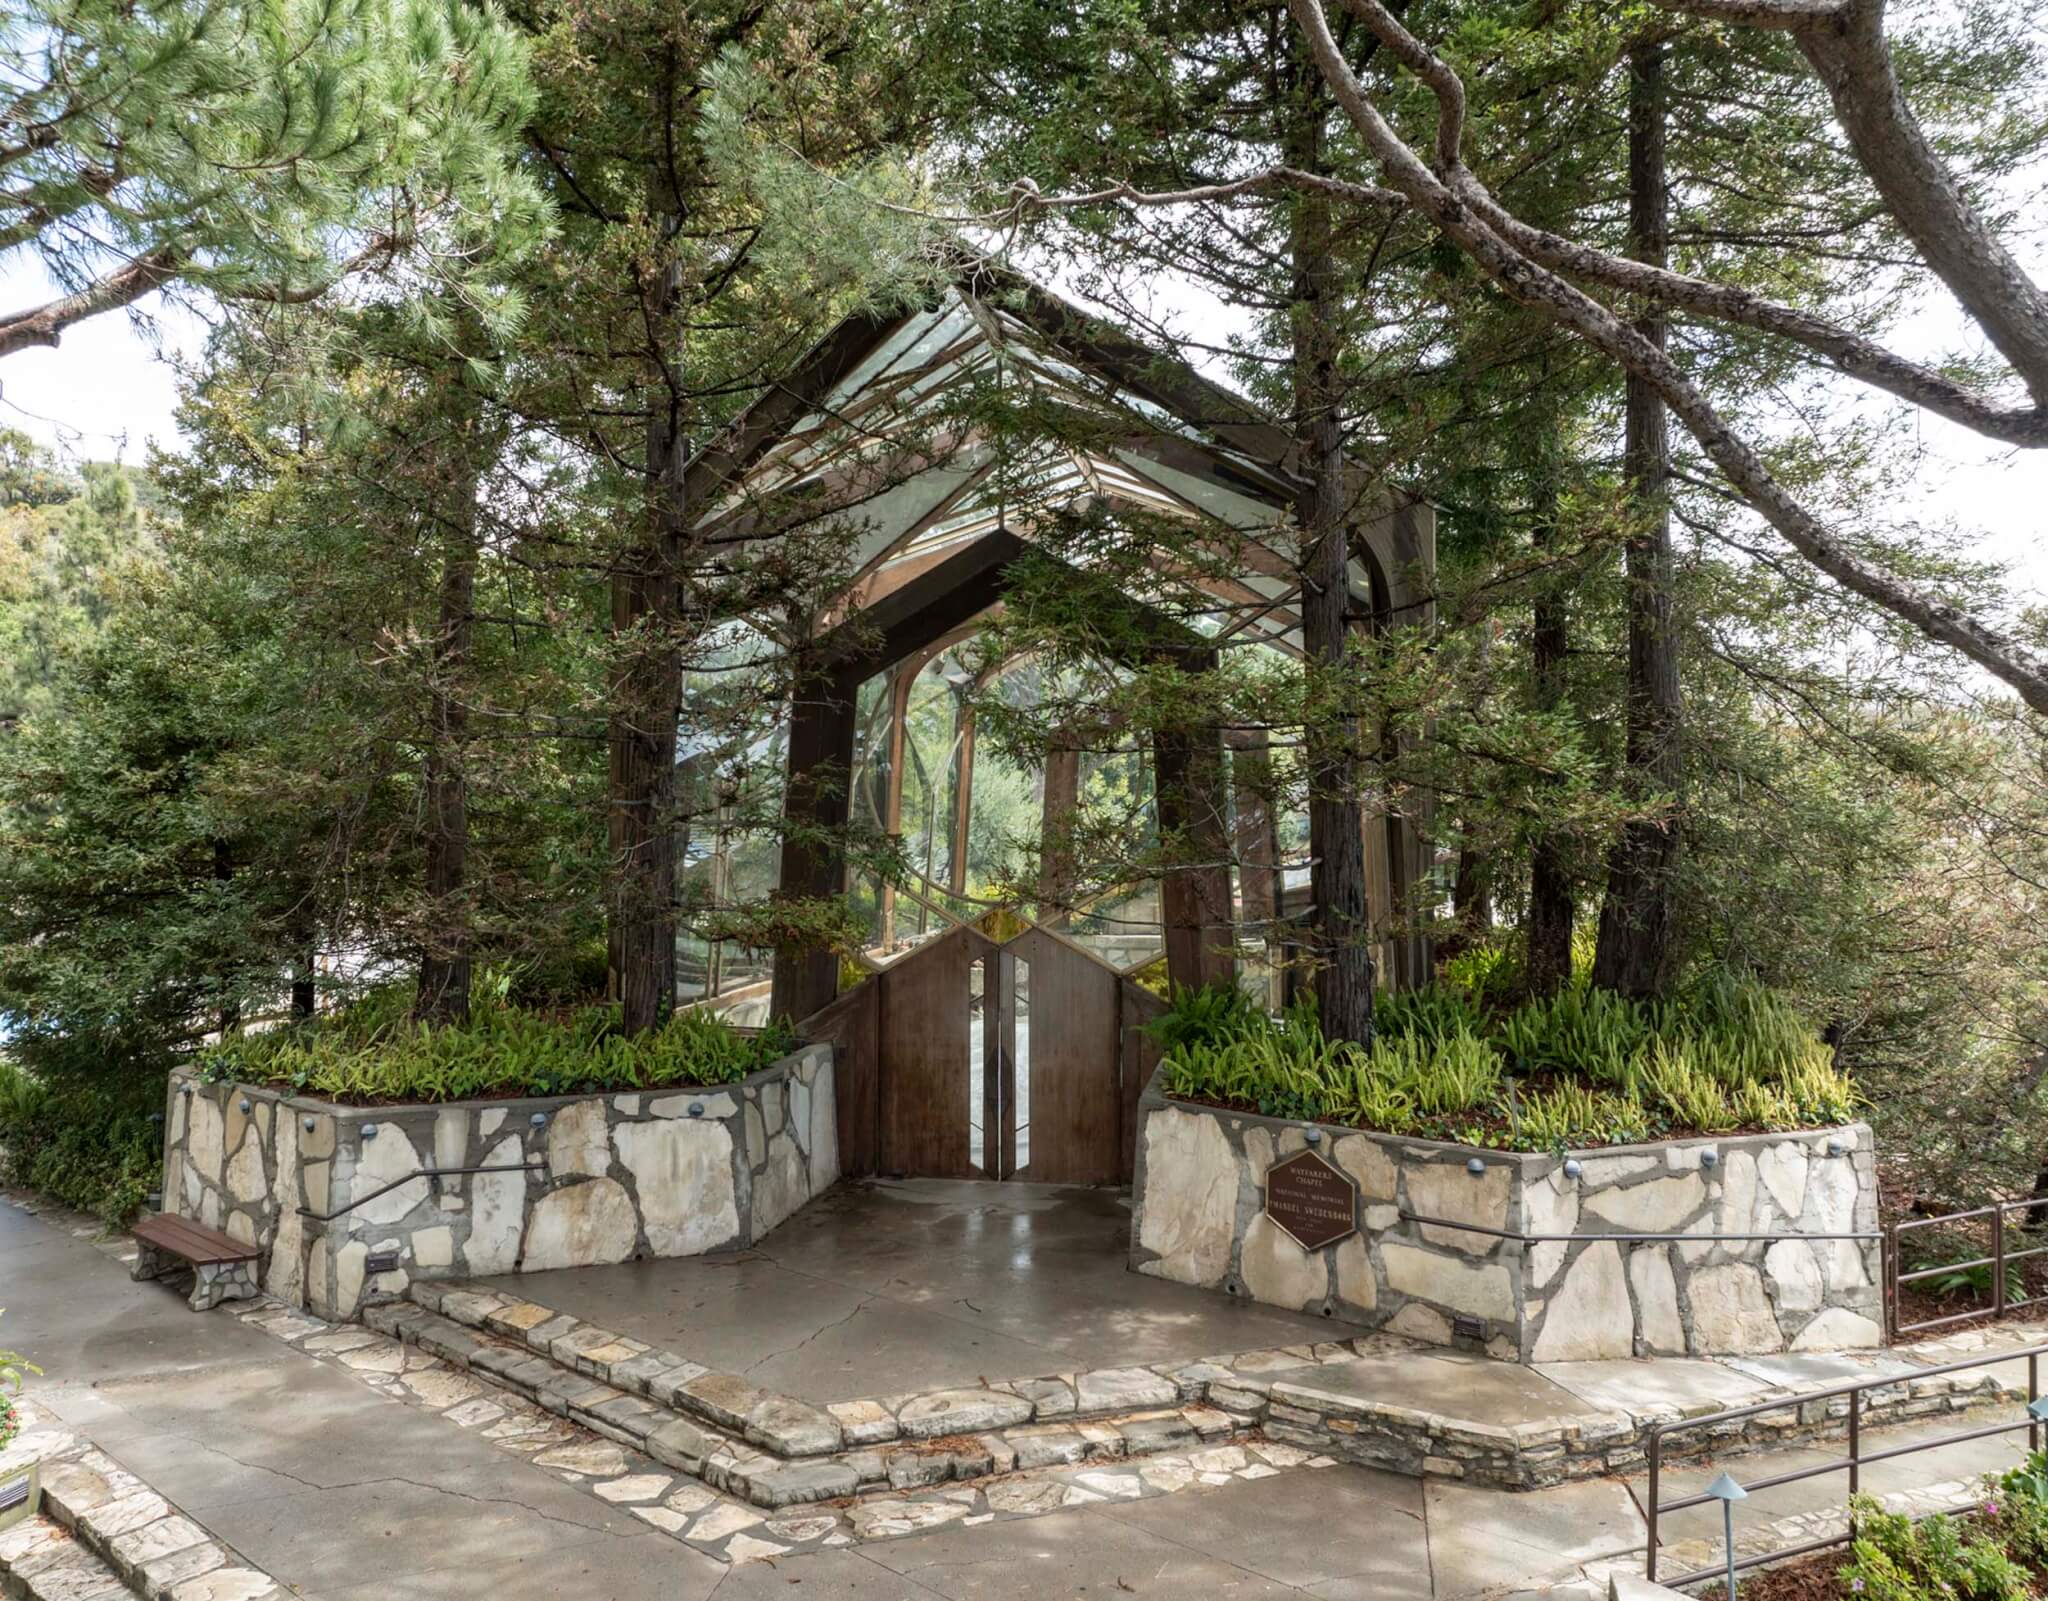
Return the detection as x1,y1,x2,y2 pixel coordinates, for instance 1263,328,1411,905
877,926,990,1177
1008,928,1122,1185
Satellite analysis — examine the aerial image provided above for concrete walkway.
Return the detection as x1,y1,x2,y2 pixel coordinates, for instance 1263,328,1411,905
2,1191,2038,1600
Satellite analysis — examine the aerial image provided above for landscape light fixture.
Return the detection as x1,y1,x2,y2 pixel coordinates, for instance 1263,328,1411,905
1704,1471,1748,1601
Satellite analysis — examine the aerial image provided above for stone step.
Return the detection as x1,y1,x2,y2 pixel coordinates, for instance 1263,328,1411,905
0,1516,128,1601
399,1278,1241,1451
0,1437,284,1601
366,1298,1250,1509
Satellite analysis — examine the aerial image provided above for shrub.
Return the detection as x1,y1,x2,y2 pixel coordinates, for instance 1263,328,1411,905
0,1056,163,1226
1146,967,1857,1151
0,1310,37,1453
1839,1495,2034,1601
198,978,798,1104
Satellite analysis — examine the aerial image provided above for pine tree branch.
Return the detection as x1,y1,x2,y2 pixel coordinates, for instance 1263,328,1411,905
0,247,180,356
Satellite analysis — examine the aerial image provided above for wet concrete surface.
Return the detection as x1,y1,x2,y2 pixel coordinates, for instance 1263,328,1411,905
475,1177,1352,1403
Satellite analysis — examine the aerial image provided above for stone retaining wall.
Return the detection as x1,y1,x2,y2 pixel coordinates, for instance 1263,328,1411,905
1128,1079,1880,1362
162,1042,837,1321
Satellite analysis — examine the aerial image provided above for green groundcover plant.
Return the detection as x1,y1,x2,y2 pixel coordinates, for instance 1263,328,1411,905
199,974,797,1105
1150,966,1857,1151
0,1311,37,1454
1829,1451,2048,1600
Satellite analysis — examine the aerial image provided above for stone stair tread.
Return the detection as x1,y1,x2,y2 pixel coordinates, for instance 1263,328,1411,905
0,1438,284,1601
371,1295,1252,1509
0,1516,127,1601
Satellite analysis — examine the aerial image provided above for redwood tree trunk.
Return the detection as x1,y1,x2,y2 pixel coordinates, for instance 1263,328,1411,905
1525,442,1575,998
1037,740,1080,931
415,441,480,1027
1592,39,1684,999
1289,61,1374,1045
609,195,684,1034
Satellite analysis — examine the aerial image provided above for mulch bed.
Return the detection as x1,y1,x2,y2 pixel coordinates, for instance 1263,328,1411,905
1722,1544,1854,1600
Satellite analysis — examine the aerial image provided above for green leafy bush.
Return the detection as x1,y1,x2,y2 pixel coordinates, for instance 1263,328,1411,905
0,1056,163,1225
200,979,798,1104
1149,968,1857,1151
0,1310,37,1453
1838,1495,2034,1601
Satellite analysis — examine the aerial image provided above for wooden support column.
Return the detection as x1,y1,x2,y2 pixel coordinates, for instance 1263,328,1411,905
1154,704,1235,993
948,706,976,897
877,663,912,951
1037,740,1082,930
770,667,859,1023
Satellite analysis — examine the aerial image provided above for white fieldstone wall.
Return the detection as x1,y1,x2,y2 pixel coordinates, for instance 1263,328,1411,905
162,1042,839,1321
1128,1077,1881,1362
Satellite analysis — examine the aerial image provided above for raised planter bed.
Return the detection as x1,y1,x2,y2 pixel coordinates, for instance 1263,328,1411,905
160,1042,838,1321
1128,1071,1881,1362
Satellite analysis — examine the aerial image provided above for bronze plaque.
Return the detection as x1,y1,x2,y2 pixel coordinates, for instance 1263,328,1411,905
1264,1148,1358,1251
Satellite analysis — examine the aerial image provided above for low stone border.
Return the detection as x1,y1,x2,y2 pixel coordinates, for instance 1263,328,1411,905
372,1293,1257,1507
0,1398,287,1601
400,1275,2047,1495
224,1299,1334,1564
403,1276,1282,1461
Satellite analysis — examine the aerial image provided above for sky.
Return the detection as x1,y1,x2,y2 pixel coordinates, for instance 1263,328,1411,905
4,248,2045,606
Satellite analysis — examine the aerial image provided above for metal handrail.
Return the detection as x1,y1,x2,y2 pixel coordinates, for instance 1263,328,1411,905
297,1162,547,1223
1889,1198,2048,1338
1398,1210,1880,1246
1646,1341,2048,1586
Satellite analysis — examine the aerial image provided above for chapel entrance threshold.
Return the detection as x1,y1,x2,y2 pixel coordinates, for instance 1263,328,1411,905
468,1177,1349,1407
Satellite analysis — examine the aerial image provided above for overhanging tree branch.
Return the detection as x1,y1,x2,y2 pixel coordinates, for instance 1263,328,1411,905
0,248,181,357
1283,0,2048,714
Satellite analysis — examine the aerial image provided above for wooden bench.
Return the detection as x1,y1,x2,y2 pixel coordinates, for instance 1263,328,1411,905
130,1214,261,1311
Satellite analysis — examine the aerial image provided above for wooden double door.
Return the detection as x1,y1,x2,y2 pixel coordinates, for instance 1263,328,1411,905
806,920,1164,1185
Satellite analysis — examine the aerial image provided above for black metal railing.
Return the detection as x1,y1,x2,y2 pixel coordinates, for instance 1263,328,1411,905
1889,1200,2048,1339
1398,1211,1881,1248
1645,1342,2048,1586
296,1162,546,1223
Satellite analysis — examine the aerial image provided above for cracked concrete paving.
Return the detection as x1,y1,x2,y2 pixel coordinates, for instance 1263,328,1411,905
1,1195,726,1601
5,1190,1683,1600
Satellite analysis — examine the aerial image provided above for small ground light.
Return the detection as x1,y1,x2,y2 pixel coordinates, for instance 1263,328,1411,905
1562,1159,1583,1180
1705,1471,1748,1601
1466,1157,1486,1175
